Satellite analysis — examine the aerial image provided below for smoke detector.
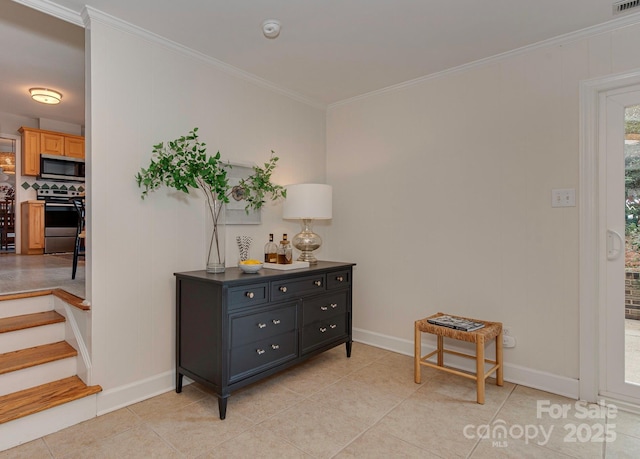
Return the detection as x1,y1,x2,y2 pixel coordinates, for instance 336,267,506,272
262,20,281,39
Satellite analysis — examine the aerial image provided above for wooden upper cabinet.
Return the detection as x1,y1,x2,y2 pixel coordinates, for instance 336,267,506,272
19,127,41,176
40,132,64,156
19,126,85,176
64,136,85,159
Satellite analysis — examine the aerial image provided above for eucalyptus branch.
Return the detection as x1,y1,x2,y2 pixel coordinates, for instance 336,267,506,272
136,128,285,206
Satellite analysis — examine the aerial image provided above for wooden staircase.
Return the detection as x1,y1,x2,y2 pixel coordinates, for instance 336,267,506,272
0,290,101,451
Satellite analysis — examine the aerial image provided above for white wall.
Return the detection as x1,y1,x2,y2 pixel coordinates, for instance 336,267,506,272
85,11,325,412
325,21,640,396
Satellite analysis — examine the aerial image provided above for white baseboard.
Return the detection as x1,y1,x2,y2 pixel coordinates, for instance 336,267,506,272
96,370,176,415
353,327,580,400
0,394,98,452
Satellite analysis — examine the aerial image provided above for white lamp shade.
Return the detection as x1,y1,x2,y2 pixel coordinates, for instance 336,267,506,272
283,184,332,220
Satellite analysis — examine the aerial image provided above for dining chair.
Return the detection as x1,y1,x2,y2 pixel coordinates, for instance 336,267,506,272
71,197,85,279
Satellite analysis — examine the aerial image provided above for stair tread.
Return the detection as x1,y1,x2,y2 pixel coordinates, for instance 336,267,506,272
0,311,65,334
0,341,77,375
0,375,102,424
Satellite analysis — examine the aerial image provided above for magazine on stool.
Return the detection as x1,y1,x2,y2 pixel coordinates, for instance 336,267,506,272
427,315,485,332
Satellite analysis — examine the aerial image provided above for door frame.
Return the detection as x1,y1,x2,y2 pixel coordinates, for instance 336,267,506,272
0,133,21,253
579,68,640,404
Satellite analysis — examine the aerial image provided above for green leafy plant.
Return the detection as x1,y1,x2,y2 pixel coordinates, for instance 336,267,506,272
135,127,286,269
136,127,285,207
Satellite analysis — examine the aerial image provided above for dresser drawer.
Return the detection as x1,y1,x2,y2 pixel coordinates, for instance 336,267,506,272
326,270,351,290
231,302,297,347
228,283,269,310
302,314,348,353
270,274,326,301
229,331,297,382
303,291,348,325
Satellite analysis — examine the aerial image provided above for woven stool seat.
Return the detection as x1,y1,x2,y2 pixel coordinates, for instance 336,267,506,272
415,313,502,343
414,312,503,404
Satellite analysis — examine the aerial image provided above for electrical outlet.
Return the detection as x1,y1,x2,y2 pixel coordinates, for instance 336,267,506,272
502,329,516,348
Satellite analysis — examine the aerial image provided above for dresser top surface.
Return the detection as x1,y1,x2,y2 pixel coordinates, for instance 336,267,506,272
175,260,355,285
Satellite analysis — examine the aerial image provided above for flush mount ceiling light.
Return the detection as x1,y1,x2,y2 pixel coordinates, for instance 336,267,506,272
29,88,62,105
262,19,281,39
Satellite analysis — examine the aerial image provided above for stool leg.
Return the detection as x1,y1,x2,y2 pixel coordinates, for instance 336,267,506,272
437,335,444,367
414,322,421,384
496,330,504,386
476,336,485,404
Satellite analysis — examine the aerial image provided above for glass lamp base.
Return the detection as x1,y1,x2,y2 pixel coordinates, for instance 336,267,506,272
292,219,322,264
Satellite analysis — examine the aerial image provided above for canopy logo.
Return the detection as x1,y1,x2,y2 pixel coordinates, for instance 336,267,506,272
463,399,618,448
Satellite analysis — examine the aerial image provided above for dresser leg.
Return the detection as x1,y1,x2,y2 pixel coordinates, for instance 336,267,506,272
346,340,352,358
218,396,228,420
176,372,183,393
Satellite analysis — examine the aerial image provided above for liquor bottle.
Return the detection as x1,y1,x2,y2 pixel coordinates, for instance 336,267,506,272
264,233,278,263
277,233,293,264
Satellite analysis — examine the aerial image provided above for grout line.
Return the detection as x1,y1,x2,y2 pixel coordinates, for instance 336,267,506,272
465,383,519,458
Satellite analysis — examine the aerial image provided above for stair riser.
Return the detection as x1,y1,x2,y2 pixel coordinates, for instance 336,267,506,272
0,323,65,354
0,296,54,319
0,393,98,452
0,358,77,397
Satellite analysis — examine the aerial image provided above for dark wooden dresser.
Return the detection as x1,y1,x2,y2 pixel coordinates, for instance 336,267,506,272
174,261,355,419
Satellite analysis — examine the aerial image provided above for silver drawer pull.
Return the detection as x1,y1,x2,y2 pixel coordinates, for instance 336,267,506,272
330,324,337,329
314,280,322,286
320,327,327,333
272,319,281,325
336,276,344,282
271,344,280,350
257,349,266,355
279,286,287,293
321,306,328,311
258,323,267,329
331,303,338,309
246,292,255,299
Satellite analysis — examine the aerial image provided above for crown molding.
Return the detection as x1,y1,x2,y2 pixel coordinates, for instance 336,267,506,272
12,0,83,26
329,11,640,109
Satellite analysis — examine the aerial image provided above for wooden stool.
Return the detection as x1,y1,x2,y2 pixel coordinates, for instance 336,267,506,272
414,312,503,404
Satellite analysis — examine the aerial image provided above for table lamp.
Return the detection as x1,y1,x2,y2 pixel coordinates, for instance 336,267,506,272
282,183,332,264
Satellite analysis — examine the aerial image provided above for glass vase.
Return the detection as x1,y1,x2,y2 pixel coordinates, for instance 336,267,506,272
206,199,226,273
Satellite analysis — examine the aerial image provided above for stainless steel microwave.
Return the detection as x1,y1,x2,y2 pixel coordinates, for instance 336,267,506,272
39,154,85,182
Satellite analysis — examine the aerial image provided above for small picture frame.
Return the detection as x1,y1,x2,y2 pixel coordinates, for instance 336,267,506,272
225,162,260,225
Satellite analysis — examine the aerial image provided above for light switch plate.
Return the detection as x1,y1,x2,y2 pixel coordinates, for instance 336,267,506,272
552,188,576,207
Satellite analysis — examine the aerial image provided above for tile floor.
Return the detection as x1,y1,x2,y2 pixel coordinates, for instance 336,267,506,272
0,253,84,298
2,342,639,458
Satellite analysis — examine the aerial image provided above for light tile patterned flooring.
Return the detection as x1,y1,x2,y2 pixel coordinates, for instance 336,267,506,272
0,253,84,298
2,343,639,458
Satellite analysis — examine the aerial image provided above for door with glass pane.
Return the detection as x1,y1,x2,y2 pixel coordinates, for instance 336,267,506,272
602,86,640,404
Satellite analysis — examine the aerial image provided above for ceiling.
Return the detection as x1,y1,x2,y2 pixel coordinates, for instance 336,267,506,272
0,0,84,127
2,0,640,127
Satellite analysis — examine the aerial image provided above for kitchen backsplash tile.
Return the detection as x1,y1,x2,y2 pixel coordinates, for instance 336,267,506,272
21,180,84,193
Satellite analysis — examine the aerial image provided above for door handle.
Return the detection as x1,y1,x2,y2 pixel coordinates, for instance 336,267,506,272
607,229,624,261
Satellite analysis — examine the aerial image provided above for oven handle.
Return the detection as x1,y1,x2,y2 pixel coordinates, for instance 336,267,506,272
44,202,75,208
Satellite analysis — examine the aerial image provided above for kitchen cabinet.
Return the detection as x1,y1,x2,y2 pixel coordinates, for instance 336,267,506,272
19,128,40,176
64,137,85,159
21,201,44,255
40,132,64,156
19,127,85,176
174,261,355,419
